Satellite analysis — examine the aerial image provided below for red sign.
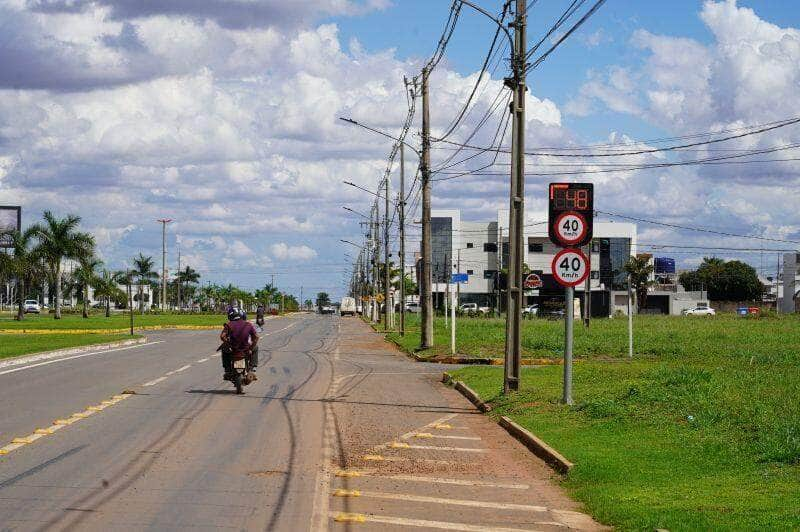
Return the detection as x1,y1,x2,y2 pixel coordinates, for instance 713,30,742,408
524,273,543,289
551,248,590,288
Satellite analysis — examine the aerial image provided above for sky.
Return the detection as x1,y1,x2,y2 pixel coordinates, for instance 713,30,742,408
1,0,799,300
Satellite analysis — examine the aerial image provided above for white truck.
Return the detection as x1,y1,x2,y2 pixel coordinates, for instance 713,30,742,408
340,297,357,317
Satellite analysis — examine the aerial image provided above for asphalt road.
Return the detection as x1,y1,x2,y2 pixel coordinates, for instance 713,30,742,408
0,314,601,531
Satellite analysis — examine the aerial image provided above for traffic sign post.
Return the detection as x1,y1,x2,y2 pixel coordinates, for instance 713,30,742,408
549,182,594,406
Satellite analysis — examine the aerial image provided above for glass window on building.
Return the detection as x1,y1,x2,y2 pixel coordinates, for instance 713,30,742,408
484,243,497,252
599,238,632,290
467,269,474,275
431,217,453,283
466,242,474,248
528,242,543,253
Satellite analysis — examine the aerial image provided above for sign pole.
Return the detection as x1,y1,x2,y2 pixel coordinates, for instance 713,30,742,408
450,289,456,355
627,273,634,358
563,286,574,405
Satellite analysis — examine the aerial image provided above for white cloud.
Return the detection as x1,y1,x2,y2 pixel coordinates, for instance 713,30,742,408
270,243,318,261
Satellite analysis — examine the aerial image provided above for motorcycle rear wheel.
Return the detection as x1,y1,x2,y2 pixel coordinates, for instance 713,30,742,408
233,373,244,394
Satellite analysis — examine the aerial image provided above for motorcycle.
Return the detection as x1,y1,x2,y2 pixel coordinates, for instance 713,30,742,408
227,352,256,394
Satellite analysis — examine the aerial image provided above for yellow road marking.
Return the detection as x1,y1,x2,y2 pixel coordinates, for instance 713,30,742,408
333,512,366,523
0,449,7,455
413,433,434,438
86,406,104,412
34,428,54,435
362,455,385,461
394,444,487,453
332,489,361,497
54,419,74,425
390,442,411,449
335,470,362,478
433,423,453,430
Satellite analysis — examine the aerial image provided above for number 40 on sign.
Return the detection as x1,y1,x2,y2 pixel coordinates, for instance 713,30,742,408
551,248,590,288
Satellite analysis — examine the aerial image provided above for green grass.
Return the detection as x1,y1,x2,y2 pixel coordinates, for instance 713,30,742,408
389,313,800,363
0,333,142,359
0,312,227,330
448,318,800,530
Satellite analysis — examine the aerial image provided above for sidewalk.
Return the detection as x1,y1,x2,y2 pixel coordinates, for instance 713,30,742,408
321,317,605,531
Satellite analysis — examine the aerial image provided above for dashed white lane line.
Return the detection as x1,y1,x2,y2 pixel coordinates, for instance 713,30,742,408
330,512,549,531
0,341,166,377
196,357,209,363
261,321,299,336
142,376,168,387
352,491,548,513
165,364,191,376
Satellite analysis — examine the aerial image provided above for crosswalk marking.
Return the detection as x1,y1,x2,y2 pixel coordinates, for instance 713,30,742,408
329,512,553,531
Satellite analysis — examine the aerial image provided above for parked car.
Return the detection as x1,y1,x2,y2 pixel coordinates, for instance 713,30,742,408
683,306,716,316
340,297,357,317
23,300,41,314
459,303,489,315
404,302,421,313
522,304,539,317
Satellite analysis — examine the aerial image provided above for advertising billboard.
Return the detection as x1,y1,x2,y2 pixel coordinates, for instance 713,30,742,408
0,206,21,248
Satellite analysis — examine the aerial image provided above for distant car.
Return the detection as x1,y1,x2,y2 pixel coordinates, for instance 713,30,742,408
404,302,420,313
459,303,489,316
683,306,716,316
522,304,539,317
320,306,336,315
545,309,566,319
23,300,41,314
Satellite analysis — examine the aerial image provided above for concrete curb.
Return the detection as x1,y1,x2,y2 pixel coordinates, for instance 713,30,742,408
0,324,222,335
498,416,574,474
443,371,573,475
0,337,147,370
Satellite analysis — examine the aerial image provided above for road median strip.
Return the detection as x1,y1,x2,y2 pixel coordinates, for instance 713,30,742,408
443,371,573,475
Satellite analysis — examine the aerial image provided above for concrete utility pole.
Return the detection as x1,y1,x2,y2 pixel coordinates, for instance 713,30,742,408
504,0,526,393
177,247,181,310
496,226,502,316
399,143,407,336
371,204,379,322
384,175,391,331
420,66,433,349
157,219,172,311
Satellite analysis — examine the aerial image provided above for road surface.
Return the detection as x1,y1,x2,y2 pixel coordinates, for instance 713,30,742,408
0,314,601,531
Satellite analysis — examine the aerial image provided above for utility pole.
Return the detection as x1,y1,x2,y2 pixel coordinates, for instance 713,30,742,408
177,247,181,311
399,143,406,336
420,66,433,349
627,273,634,358
384,175,391,331
157,219,172,311
503,0,526,393
496,226,503,316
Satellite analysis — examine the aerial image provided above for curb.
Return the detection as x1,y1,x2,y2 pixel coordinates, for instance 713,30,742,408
0,337,147,370
443,371,573,475
498,416,574,474
0,324,223,335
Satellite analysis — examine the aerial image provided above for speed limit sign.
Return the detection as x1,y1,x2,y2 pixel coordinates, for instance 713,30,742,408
554,212,587,246
551,248,590,287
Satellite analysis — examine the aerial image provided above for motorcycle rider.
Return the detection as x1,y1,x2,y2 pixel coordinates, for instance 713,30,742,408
256,304,265,328
220,307,259,381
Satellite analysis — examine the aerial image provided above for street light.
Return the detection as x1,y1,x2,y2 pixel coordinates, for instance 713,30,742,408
343,206,370,219
340,239,363,249
339,118,422,158
343,180,387,200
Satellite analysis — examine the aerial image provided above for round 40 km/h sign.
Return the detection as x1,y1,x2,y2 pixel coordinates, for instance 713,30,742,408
553,211,587,246
551,248,590,287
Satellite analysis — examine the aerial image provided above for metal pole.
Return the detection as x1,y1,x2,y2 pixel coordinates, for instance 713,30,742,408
627,273,634,358
444,259,449,328
563,286,574,405
399,143,406,336
451,282,456,355
504,0,526,393
177,248,181,311
384,174,390,331
583,242,591,327
127,270,134,336
420,66,433,349
161,221,166,310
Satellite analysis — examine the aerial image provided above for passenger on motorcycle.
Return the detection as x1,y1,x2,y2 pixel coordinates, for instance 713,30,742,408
220,307,259,381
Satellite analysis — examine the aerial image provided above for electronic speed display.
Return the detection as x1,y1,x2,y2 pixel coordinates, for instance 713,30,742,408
548,183,593,247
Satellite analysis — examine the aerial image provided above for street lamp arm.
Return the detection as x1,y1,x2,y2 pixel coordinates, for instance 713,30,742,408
343,180,388,200
339,117,422,159
457,0,514,51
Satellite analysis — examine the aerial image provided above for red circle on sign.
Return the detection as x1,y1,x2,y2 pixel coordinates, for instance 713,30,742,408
551,248,590,287
553,211,587,246
524,273,543,289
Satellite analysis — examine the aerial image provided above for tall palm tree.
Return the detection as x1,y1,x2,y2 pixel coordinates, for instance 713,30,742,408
624,256,655,312
175,266,200,308
0,228,43,321
132,254,158,314
32,211,95,319
74,256,102,318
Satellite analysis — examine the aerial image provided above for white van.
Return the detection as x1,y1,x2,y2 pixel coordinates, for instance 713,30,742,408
340,297,357,317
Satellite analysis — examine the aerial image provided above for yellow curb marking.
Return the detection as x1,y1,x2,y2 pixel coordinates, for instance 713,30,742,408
390,442,410,449
362,455,385,461
433,423,452,430
413,433,434,438
333,513,366,523
335,470,362,478
332,489,361,497
0,393,130,459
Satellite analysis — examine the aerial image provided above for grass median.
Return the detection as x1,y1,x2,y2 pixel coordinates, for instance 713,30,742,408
0,333,142,360
435,313,800,530
0,312,227,331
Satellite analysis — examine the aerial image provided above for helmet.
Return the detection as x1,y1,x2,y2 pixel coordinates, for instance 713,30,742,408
227,307,242,321
240,309,248,321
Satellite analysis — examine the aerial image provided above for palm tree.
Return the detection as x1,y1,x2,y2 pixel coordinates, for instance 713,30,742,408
131,254,158,314
624,256,655,312
175,266,200,308
94,270,123,318
74,256,102,318
0,228,43,321
32,211,95,319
